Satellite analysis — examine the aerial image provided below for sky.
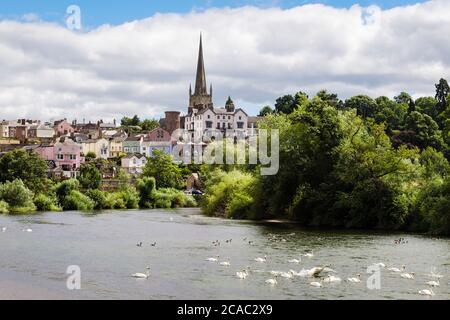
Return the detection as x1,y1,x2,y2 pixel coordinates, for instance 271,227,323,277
0,0,447,122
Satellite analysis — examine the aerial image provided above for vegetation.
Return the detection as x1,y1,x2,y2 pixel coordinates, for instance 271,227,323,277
142,150,183,189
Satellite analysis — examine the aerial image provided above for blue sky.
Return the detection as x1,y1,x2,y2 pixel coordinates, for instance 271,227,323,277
1,0,427,27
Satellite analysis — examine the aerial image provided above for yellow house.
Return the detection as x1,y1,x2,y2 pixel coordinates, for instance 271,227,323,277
109,137,125,158
80,138,110,159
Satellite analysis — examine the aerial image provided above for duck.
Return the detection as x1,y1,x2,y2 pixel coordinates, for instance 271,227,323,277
131,267,150,279
206,255,220,262
347,274,362,283
136,242,143,247
150,242,157,247
309,266,331,278
418,289,434,296
426,280,440,287
254,255,267,263
400,272,415,279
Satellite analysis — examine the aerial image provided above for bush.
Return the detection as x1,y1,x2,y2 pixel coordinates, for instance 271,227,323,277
0,200,9,214
34,194,61,212
85,189,108,210
78,163,102,190
136,177,156,208
54,179,80,203
119,186,139,209
63,190,95,211
0,179,36,213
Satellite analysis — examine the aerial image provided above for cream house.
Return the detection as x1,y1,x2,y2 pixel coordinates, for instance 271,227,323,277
80,138,110,159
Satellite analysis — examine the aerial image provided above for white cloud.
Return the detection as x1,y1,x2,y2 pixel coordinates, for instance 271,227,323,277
0,0,449,122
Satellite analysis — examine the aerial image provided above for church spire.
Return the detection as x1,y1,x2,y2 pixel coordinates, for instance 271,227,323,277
194,33,208,96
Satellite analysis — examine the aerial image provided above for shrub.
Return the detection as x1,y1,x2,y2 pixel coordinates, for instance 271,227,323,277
34,194,61,212
54,179,80,203
85,189,108,210
0,200,9,214
136,177,156,208
0,179,36,213
119,186,139,209
63,190,95,211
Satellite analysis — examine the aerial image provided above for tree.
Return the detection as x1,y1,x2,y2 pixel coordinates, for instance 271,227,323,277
415,97,439,120
374,96,408,131
259,106,273,117
0,179,36,212
141,119,160,131
85,151,97,161
0,149,48,192
344,95,378,118
274,94,296,114
142,150,183,189
394,92,412,105
435,78,450,113
405,111,445,151
121,115,141,127
316,90,342,109
78,163,102,189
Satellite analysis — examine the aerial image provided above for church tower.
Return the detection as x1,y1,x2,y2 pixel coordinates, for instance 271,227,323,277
189,34,213,113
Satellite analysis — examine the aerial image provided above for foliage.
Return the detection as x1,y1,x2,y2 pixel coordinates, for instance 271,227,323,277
142,150,183,189
34,194,61,212
78,163,102,189
0,149,48,192
63,190,95,211
0,200,8,214
259,106,273,117
0,179,36,213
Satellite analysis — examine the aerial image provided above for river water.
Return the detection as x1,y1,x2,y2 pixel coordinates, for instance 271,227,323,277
0,209,449,300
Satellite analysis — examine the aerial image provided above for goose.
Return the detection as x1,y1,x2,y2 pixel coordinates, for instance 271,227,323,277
151,242,157,247
206,255,220,262
310,281,323,287
254,255,267,263
220,261,231,267
347,274,362,283
265,277,278,285
288,258,301,264
388,265,405,273
419,289,434,296
136,242,143,247
131,267,150,279
400,272,415,280
323,275,342,283
426,280,440,287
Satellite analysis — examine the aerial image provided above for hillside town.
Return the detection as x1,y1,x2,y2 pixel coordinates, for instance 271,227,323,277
0,36,261,180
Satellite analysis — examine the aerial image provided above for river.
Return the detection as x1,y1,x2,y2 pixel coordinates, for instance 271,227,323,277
0,209,449,300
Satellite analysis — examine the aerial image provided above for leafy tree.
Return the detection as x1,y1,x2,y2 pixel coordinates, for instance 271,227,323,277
394,92,412,105
0,179,36,212
435,78,450,113
259,106,274,117
121,115,141,127
0,149,48,192
85,152,97,161
274,91,308,114
136,176,156,208
344,95,378,118
374,96,408,131
142,150,183,189
415,97,439,120
316,90,342,109
78,163,102,189
405,111,445,151
141,119,160,131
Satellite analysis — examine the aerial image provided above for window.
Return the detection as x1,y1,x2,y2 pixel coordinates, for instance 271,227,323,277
237,122,244,129
223,116,226,120
207,115,211,119
228,116,231,120
69,154,76,160
57,154,64,160
206,121,212,129
239,116,242,120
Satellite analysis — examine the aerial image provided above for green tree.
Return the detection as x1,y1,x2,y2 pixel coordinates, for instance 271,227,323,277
415,97,439,120
435,78,450,113
141,119,160,131
405,111,445,151
344,95,378,118
316,90,342,109
394,92,412,105
0,179,36,213
142,150,183,189
259,105,273,117
78,163,102,189
0,149,48,192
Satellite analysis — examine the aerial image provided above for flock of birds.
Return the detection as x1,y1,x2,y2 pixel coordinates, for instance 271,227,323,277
130,233,448,298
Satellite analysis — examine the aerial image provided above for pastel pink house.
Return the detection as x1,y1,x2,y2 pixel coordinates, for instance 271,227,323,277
54,119,74,137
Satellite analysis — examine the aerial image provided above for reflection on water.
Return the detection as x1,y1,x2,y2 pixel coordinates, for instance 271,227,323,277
0,209,449,300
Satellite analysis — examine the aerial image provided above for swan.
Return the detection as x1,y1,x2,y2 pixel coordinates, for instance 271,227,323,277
220,261,231,267
254,255,267,263
388,266,405,273
206,255,219,262
303,251,314,258
400,272,415,279
288,258,301,264
347,274,362,283
289,269,302,277
310,281,322,287
265,277,278,285
428,271,444,279
374,262,386,268
23,228,33,233
236,269,248,279
323,275,342,283
309,266,331,278
426,280,440,287
131,267,150,279
280,271,294,279
1,227,6,232
270,271,282,276
419,289,434,296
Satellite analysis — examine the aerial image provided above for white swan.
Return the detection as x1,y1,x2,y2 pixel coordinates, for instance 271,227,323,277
419,289,434,296
270,271,282,276
303,251,314,258
236,269,249,279
374,262,386,268
400,272,415,279
288,258,301,264
426,280,440,287
23,228,33,233
310,281,322,287
308,266,330,278
254,255,267,263
289,269,302,277
280,271,294,279
323,275,342,283
265,277,278,285
347,274,362,283
131,267,150,279
388,265,405,273
220,261,231,267
206,255,219,262
1,227,6,232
